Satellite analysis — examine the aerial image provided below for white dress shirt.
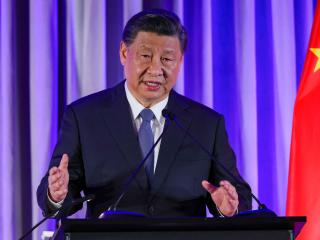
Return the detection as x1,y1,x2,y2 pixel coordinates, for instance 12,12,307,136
124,81,168,172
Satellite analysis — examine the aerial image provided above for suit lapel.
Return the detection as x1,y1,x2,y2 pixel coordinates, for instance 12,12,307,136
101,83,149,191
151,91,192,194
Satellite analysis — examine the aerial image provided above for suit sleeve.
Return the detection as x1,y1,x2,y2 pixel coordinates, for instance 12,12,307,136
206,115,252,215
37,105,85,217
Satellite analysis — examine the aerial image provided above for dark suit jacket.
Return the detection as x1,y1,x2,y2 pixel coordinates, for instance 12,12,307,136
37,81,252,218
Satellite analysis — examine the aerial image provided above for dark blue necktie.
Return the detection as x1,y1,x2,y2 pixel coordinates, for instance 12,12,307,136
138,108,155,186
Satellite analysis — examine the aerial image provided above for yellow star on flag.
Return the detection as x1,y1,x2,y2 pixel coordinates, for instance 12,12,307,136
310,48,320,72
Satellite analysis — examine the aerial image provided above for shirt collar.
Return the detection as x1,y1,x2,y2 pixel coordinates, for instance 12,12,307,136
125,81,168,122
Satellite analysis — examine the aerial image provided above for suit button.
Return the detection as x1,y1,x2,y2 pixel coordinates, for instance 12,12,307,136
148,205,155,215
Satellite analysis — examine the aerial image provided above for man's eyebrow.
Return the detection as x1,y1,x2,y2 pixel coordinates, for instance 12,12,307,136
163,49,176,54
138,45,177,54
138,45,152,50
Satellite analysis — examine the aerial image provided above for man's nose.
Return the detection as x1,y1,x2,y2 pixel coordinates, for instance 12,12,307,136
147,58,163,76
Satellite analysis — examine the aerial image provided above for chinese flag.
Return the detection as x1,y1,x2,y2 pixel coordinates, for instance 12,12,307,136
286,2,320,240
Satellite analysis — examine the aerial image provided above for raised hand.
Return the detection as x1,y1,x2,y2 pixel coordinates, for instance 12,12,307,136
48,154,69,203
202,180,238,217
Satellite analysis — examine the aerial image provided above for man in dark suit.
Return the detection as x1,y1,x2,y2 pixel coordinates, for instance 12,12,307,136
37,9,252,218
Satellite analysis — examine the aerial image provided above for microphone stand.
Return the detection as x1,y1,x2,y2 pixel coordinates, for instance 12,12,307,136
19,194,95,240
99,120,171,218
162,109,276,217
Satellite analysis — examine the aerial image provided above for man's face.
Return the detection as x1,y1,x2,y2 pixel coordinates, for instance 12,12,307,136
120,31,183,107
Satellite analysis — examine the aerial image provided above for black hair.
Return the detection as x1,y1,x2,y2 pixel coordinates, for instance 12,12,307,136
122,9,187,53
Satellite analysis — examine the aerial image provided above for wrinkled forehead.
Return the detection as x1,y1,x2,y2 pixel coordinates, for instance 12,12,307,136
130,32,182,54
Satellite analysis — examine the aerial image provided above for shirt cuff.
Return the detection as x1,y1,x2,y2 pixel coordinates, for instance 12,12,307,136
216,206,238,217
47,189,64,211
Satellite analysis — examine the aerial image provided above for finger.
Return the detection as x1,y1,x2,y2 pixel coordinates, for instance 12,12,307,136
48,171,62,186
53,178,65,188
50,182,63,192
50,181,68,194
221,199,238,217
60,170,69,186
49,167,62,186
229,198,238,206
226,185,238,200
228,198,239,210
49,171,68,187
219,180,238,199
49,174,66,189
49,166,59,176
201,180,218,194
228,188,238,200
219,180,232,188
59,154,69,171
223,184,237,199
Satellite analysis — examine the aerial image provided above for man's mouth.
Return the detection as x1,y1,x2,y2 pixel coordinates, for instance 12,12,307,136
144,81,161,87
142,81,162,90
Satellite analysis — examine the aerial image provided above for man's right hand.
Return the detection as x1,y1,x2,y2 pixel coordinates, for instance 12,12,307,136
48,154,69,203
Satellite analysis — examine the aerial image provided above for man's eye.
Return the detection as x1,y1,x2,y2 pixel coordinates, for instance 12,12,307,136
141,55,151,58
161,57,172,62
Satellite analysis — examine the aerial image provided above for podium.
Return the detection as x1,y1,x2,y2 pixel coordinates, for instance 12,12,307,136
53,216,305,240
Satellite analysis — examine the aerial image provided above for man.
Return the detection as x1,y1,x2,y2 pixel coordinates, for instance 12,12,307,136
37,9,252,218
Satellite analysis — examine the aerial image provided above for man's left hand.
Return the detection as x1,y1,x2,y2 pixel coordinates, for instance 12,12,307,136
202,180,239,217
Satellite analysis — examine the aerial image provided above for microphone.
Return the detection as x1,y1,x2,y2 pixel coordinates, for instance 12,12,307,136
99,119,171,218
162,109,276,217
19,194,95,240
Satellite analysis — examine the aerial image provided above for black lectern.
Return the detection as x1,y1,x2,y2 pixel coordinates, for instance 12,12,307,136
53,216,306,240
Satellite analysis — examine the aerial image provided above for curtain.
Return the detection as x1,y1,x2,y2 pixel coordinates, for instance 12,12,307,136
0,0,317,239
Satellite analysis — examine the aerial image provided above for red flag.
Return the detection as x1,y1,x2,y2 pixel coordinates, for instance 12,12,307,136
286,2,320,240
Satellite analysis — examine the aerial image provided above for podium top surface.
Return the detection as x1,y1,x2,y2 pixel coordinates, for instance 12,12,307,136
59,216,306,236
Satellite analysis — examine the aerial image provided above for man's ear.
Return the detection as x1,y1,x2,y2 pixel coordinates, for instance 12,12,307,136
179,54,184,65
119,41,128,66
